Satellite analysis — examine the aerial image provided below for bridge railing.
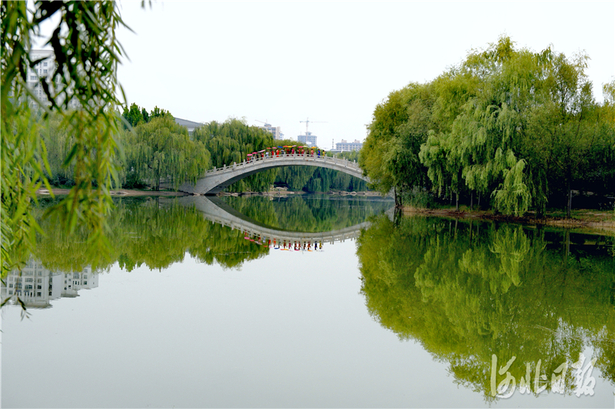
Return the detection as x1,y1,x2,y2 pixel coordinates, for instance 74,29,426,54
204,151,362,175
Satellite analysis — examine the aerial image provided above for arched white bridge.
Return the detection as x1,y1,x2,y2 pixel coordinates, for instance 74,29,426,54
174,196,394,247
178,152,368,195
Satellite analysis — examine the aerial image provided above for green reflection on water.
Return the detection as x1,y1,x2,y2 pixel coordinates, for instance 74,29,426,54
32,196,269,272
219,194,394,232
29,195,393,273
357,215,615,400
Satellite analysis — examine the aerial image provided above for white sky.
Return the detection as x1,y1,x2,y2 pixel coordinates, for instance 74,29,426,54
115,0,615,147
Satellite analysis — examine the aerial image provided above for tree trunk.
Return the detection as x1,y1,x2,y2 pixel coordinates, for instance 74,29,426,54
564,229,570,262
470,192,474,211
394,187,401,208
566,164,572,218
567,187,572,219
455,192,459,211
394,207,402,225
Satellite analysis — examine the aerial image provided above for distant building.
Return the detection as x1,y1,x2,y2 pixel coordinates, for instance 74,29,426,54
27,49,54,104
259,123,284,140
336,139,363,152
27,49,79,109
298,131,317,146
174,117,203,135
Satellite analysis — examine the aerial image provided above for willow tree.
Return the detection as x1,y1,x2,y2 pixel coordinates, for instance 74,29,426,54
1,1,128,277
420,38,539,215
360,83,434,206
523,55,615,216
123,115,210,191
418,65,482,210
38,111,74,186
193,118,276,192
423,37,615,216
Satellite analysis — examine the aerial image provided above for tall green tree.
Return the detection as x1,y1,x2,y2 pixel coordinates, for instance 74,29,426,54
121,102,146,128
363,36,615,215
523,55,615,216
360,84,434,205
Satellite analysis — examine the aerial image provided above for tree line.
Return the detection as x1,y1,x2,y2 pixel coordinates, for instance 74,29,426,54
360,36,615,215
39,104,367,193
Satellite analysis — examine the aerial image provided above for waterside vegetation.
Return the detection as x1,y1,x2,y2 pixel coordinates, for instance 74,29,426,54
357,214,615,400
360,36,615,217
41,106,368,194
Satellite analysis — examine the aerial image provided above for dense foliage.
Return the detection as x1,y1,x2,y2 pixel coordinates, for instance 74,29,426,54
33,106,368,199
2,1,127,278
274,166,367,193
121,114,211,190
193,119,278,192
360,37,615,215
357,214,615,399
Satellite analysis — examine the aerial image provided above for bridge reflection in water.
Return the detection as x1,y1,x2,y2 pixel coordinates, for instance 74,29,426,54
176,196,394,251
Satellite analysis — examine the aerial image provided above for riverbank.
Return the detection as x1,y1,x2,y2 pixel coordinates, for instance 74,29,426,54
403,206,615,235
37,187,382,198
37,188,189,197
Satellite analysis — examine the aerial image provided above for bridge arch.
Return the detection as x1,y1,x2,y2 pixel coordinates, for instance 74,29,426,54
178,152,369,195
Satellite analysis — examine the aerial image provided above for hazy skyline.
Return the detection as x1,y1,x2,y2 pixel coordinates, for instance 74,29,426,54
115,1,614,147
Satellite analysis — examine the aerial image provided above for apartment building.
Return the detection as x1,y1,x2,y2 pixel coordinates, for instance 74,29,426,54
335,139,363,152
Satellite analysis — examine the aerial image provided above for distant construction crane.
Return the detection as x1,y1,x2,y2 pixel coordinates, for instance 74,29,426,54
299,118,326,135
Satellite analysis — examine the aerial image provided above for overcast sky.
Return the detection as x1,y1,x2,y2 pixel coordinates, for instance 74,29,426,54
115,0,614,147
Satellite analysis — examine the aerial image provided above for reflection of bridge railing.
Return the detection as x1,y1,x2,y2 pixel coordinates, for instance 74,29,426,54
211,215,370,245
179,152,368,195
175,196,383,249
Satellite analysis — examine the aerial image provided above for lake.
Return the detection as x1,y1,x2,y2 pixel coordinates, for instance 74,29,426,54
2,195,614,408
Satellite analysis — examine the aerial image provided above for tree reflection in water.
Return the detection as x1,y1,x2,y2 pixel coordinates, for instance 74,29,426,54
27,195,392,273
357,215,615,400
220,194,393,232
31,197,270,273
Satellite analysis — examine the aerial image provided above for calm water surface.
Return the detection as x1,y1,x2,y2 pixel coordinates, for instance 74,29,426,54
2,195,614,408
